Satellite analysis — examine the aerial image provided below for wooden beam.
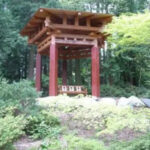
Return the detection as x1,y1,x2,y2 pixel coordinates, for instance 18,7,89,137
28,27,48,44
48,23,101,32
55,33,96,39
49,36,58,96
35,53,42,91
56,39,95,46
38,41,51,53
75,16,79,26
86,18,91,27
91,45,100,97
59,49,91,55
38,36,51,52
59,53,91,60
63,15,67,25
38,36,51,48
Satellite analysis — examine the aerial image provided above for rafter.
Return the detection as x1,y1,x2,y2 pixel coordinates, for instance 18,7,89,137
28,27,48,44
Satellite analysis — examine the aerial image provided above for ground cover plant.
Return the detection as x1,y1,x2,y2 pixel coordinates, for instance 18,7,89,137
109,133,150,150
0,115,26,150
38,95,150,143
25,110,61,139
0,79,40,150
37,135,106,150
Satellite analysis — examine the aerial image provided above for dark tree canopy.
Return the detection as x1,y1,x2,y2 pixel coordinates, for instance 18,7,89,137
0,0,150,94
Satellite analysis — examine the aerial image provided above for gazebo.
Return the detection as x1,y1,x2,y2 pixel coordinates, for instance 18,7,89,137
20,8,112,97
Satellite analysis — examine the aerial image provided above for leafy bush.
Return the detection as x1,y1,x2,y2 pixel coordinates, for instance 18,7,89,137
0,79,40,113
0,143,16,150
25,110,61,139
109,133,150,150
101,84,126,97
38,135,106,150
0,115,26,149
0,106,17,117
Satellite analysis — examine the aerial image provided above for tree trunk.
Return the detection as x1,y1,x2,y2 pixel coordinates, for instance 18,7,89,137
68,60,73,85
28,49,35,80
96,1,100,13
75,59,81,85
24,49,28,78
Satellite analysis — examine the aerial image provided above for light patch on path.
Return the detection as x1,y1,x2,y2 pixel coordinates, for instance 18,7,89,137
14,137,41,150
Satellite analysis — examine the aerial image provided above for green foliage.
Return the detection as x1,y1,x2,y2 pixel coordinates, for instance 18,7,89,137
0,106,17,117
38,96,150,136
108,12,150,46
0,115,26,149
103,12,150,88
101,84,150,97
109,133,150,150
101,84,126,97
25,110,61,139
0,143,16,150
38,135,106,150
0,79,40,113
0,0,150,95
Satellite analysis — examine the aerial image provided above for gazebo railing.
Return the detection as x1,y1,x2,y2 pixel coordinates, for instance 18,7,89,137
58,85,87,95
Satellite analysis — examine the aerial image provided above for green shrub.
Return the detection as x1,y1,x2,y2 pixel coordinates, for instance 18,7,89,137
38,135,106,150
101,84,126,97
25,110,61,139
0,143,16,150
0,106,17,117
0,79,40,114
109,133,150,150
0,115,26,149
101,84,150,97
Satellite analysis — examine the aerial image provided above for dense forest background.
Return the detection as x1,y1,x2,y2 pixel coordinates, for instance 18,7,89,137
0,0,150,96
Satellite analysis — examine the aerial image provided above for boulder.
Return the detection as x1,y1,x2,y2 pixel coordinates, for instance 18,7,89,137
141,98,150,107
118,96,145,107
128,96,145,107
118,97,130,107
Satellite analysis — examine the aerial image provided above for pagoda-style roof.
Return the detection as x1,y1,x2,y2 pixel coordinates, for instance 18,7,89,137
20,8,112,58
20,8,112,36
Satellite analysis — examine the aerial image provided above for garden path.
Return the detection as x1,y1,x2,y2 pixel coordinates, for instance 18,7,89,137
14,136,41,150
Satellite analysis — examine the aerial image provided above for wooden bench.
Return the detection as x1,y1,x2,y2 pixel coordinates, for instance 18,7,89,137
58,85,87,95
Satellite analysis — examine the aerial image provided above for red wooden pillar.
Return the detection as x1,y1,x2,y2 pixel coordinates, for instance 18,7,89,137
35,53,41,91
62,60,67,85
49,36,58,96
91,45,100,97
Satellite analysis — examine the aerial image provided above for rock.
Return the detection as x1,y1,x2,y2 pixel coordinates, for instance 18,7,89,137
118,97,130,107
118,96,145,107
128,96,145,107
141,98,150,107
99,97,116,106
